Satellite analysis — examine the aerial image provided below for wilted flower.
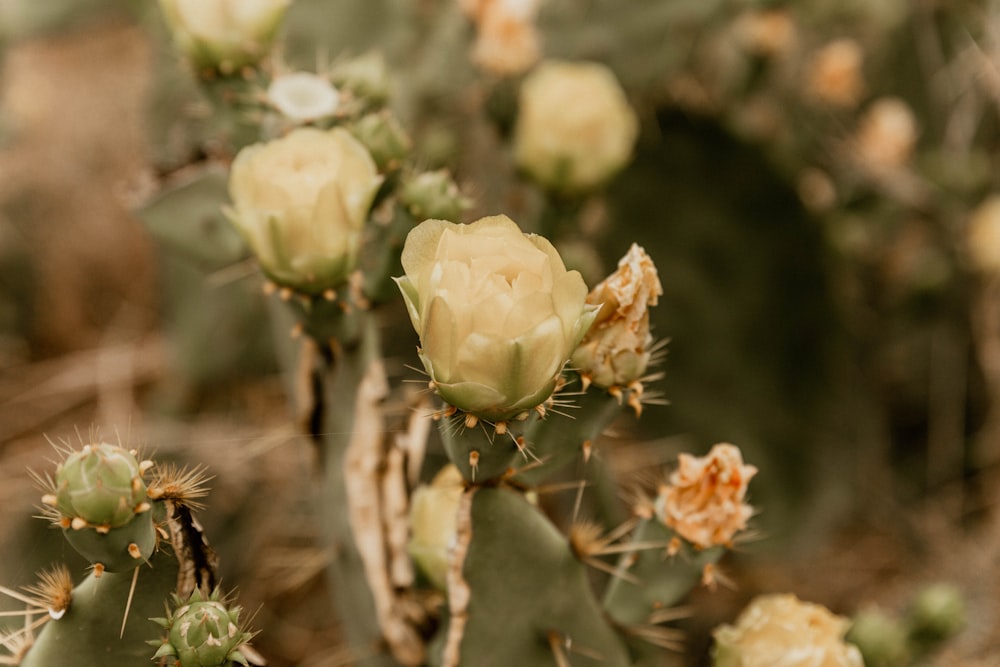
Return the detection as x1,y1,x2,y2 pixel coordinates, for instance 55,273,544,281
514,60,639,193
713,594,863,667
805,38,865,108
267,72,340,122
854,97,918,170
571,244,662,397
227,127,382,295
158,0,290,73
395,215,596,421
471,0,542,76
966,195,1000,275
408,465,465,590
657,443,756,549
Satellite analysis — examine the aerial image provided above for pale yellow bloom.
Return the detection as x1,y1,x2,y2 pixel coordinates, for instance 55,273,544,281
395,215,596,421
227,127,382,294
158,0,290,72
966,195,1000,275
805,39,865,108
472,5,542,76
854,97,918,170
408,465,465,590
713,594,863,667
571,244,662,390
657,443,756,549
514,60,639,193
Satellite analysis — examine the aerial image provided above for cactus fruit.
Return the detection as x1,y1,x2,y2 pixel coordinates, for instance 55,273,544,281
42,443,156,574
152,588,255,667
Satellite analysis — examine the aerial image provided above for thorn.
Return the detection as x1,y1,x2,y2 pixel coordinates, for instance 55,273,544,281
70,517,87,531
138,460,154,475
667,536,682,557
582,440,592,463
608,386,623,404
580,373,593,392
279,287,293,301
469,451,479,482
290,323,304,339
135,502,151,514
59,517,71,529
494,421,507,436
464,413,479,429
93,563,105,579
120,566,140,638
131,477,143,493
262,281,277,296
41,494,57,507
515,411,530,421
323,288,337,301
95,525,110,535
534,404,547,418
128,543,143,559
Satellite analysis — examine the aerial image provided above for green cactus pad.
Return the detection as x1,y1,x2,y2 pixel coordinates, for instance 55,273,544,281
602,518,724,626
54,443,149,529
434,486,631,666
19,544,181,667
152,589,253,667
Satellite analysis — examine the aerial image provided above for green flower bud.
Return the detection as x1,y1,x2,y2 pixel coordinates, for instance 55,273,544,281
227,127,383,295
349,112,412,172
331,52,392,106
55,443,148,529
907,583,965,643
50,443,156,572
153,589,254,667
395,215,597,421
408,465,465,590
514,60,638,193
399,170,471,222
158,0,290,75
846,607,910,667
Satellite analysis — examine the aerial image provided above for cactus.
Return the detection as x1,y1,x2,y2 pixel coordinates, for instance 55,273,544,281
1,440,254,667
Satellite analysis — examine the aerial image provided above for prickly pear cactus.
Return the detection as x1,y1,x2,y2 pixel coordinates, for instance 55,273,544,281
152,588,255,667
44,443,156,575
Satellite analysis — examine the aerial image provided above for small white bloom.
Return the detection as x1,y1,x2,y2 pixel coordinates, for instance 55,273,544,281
267,72,340,122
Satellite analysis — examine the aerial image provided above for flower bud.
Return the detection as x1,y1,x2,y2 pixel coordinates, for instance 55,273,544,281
908,583,965,643
158,0,290,74
395,215,597,421
514,60,639,194
267,71,340,123
400,170,471,222
331,52,392,106
846,606,910,667
227,127,383,295
571,244,662,391
55,443,148,529
408,465,465,590
349,111,412,172
153,588,254,667
657,443,756,549
713,594,863,667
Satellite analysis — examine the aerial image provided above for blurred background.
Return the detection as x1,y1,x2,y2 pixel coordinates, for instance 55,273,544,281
1,0,999,664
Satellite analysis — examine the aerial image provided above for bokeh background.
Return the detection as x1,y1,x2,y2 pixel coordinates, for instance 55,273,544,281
1,0,999,664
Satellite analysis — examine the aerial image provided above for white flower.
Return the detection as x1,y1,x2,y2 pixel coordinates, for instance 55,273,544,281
514,60,639,193
713,594,864,667
158,0,291,72
227,127,382,294
395,215,596,421
267,72,340,122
